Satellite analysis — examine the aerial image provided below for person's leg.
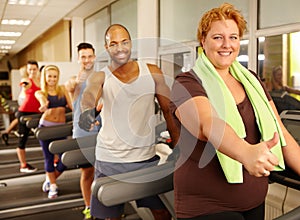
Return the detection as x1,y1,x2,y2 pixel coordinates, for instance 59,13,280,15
5,118,18,134
40,139,55,180
80,165,95,220
17,147,26,167
40,138,61,199
42,168,63,193
177,211,245,220
151,209,172,220
176,203,264,220
90,161,125,219
17,112,30,168
1,132,9,145
54,154,59,166
1,118,18,145
80,166,94,207
131,155,172,220
243,202,265,220
47,171,56,185
104,218,121,220
136,195,171,220
43,143,66,182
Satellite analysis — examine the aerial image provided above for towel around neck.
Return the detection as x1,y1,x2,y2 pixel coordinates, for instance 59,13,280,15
192,51,285,183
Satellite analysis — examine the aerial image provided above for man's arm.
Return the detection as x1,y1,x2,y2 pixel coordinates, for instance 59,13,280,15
148,63,179,147
62,85,73,111
20,77,32,91
65,75,77,93
80,71,105,112
78,71,105,131
64,75,77,100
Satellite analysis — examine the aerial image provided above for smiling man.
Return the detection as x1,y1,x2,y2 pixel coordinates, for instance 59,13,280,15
79,24,177,220
65,42,101,220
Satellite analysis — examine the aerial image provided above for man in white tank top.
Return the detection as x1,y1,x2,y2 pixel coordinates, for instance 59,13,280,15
79,24,178,220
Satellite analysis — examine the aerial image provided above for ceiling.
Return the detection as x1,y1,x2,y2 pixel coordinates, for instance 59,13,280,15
0,0,114,59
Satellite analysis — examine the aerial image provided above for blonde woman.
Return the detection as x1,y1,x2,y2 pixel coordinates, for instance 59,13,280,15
35,65,72,199
271,65,300,95
269,65,300,113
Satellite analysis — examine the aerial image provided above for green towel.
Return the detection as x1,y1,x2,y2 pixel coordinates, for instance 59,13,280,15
192,51,285,183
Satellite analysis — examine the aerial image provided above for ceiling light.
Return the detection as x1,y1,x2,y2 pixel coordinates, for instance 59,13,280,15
0,50,9,54
8,0,47,6
2,19,31,26
0,32,22,37
0,46,12,49
0,40,15,44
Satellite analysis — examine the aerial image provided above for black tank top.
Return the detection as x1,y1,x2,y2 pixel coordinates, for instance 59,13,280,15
47,95,67,108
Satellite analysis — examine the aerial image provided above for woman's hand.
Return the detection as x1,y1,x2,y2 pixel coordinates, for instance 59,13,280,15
242,132,280,177
39,100,49,112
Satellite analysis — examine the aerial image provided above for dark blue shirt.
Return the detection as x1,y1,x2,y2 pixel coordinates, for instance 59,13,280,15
47,94,67,108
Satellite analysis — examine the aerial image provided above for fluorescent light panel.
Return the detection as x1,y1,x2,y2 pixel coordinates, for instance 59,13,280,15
0,32,21,37
8,0,47,6
0,40,15,44
0,50,9,54
2,19,31,26
0,46,12,49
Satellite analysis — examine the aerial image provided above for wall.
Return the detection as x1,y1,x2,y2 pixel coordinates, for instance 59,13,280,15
290,32,300,85
0,57,11,86
16,20,71,66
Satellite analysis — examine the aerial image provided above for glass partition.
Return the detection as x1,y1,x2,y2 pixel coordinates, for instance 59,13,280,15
258,32,300,93
111,0,137,40
160,0,249,45
84,7,109,57
259,0,300,29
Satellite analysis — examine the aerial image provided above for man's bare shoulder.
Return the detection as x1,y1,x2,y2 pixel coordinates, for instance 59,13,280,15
91,70,105,76
94,70,105,75
146,63,162,75
87,70,105,83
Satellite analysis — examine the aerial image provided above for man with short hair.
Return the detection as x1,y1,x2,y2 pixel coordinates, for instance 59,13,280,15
79,24,177,220
65,42,101,220
17,60,40,173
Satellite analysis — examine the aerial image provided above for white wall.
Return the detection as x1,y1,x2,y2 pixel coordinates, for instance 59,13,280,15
10,69,22,101
39,61,80,85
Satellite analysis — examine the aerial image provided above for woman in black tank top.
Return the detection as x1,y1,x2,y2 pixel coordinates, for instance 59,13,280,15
35,65,73,199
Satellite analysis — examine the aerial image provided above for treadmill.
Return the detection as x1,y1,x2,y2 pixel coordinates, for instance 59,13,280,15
90,111,300,220
269,110,300,219
0,171,83,220
0,117,84,220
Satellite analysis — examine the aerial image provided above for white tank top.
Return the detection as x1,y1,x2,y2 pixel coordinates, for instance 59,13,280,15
96,61,156,162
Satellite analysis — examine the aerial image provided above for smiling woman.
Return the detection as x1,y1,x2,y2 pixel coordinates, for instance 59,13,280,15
34,64,73,199
170,3,300,220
